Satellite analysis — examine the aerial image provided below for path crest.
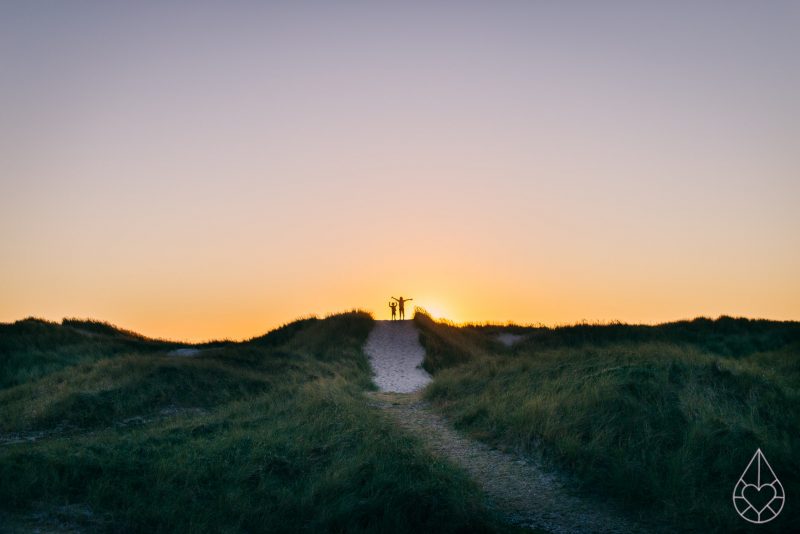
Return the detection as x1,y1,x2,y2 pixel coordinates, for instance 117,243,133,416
364,320,431,393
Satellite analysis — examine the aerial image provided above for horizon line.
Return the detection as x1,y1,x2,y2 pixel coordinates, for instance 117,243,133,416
4,309,799,346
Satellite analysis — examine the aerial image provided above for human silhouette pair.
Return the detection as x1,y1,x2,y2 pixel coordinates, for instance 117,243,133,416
389,296,413,320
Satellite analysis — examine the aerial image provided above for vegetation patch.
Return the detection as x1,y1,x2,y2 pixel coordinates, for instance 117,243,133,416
0,312,497,533
418,312,800,532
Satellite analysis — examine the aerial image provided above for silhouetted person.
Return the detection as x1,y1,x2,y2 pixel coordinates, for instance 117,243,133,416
391,296,413,320
389,301,397,321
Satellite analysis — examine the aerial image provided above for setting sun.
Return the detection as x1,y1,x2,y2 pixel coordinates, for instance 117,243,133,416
410,300,452,323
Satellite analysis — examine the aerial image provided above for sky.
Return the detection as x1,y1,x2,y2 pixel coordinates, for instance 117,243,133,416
1,1,798,341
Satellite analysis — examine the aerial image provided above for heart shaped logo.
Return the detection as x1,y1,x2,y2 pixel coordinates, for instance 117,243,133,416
742,483,776,514
733,449,785,524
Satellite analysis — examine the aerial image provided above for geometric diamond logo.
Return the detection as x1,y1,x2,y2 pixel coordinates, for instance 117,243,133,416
732,448,785,524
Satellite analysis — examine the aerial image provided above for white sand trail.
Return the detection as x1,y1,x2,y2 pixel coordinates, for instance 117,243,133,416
364,320,431,393
364,320,663,533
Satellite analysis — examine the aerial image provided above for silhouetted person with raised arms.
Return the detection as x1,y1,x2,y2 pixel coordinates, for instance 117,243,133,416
391,296,413,320
389,301,397,321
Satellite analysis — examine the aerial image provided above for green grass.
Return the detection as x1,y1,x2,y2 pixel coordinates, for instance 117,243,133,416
415,311,800,532
413,311,489,374
6,309,795,532
0,318,182,390
0,312,497,533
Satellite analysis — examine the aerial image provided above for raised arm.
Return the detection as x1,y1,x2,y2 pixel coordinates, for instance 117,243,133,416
391,297,399,302
405,298,413,301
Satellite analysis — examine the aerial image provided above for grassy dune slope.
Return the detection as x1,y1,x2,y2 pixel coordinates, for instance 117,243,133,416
0,312,495,533
0,318,184,389
415,312,800,533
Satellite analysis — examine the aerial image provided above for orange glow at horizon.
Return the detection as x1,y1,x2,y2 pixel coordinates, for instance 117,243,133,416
3,258,797,343
1,3,799,342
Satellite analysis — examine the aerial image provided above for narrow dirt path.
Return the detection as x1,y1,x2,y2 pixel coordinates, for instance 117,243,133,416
365,321,655,534
364,320,431,393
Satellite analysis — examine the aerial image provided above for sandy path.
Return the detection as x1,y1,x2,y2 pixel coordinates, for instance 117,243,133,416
496,332,526,347
364,320,431,393
368,392,657,534
364,321,658,533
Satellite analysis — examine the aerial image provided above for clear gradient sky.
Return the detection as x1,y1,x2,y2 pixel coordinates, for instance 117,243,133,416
1,2,798,341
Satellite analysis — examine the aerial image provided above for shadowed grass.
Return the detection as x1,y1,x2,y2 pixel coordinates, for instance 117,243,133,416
0,311,497,533
415,311,800,533
0,318,182,389
413,309,489,373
